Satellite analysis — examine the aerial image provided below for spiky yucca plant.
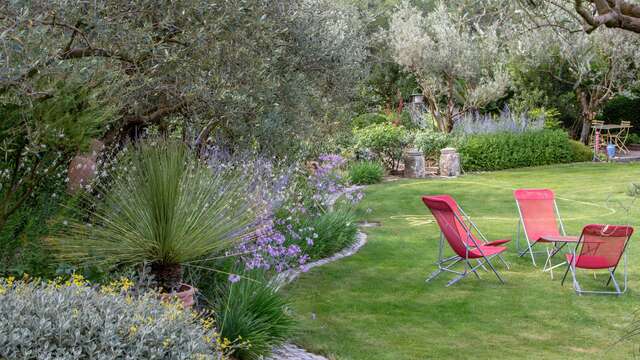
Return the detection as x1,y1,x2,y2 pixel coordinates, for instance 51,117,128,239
51,141,256,291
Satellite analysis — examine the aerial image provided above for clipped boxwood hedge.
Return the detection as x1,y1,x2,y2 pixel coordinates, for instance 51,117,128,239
456,130,590,171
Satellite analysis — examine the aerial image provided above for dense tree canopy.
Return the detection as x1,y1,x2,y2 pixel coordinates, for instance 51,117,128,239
1,0,368,154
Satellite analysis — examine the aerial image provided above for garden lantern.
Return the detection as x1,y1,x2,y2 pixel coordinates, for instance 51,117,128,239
410,93,424,104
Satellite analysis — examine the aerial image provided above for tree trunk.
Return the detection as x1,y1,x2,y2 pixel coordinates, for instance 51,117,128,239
577,90,594,144
150,262,183,292
445,77,455,133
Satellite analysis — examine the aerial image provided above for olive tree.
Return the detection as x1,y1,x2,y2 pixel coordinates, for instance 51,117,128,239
511,14,640,142
386,2,510,132
0,0,368,154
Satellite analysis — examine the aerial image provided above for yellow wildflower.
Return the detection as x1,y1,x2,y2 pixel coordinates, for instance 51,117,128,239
200,317,215,330
163,338,172,348
129,325,138,335
101,284,116,295
6,276,15,287
119,277,134,291
0,285,6,295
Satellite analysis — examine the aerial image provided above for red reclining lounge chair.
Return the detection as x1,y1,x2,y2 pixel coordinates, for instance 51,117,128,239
562,224,633,295
514,189,576,276
422,195,510,287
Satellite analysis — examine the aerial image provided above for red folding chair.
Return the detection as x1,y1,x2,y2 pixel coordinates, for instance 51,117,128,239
422,195,509,286
514,189,575,275
561,224,633,295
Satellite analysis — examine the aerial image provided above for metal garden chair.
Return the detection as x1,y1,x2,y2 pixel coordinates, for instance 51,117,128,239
561,224,633,295
514,189,577,277
422,195,510,287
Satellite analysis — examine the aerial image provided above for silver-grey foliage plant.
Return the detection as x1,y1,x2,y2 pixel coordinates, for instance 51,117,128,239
0,280,222,359
452,107,544,135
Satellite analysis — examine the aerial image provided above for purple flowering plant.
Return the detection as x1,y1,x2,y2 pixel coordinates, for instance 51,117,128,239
205,148,364,276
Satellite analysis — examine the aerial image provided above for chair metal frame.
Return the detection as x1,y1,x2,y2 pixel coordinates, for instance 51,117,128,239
515,190,568,275
561,225,633,296
614,121,631,154
426,200,509,287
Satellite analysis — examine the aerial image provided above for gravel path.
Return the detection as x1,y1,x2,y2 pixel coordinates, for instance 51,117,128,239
267,231,368,360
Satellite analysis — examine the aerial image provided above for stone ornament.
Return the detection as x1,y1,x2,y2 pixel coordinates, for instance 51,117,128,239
439,147,460,177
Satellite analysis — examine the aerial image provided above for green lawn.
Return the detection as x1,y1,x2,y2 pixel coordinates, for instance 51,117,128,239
284,162,640,359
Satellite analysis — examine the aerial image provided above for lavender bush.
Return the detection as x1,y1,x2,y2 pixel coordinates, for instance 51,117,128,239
204,149,363,274
452,106,544,135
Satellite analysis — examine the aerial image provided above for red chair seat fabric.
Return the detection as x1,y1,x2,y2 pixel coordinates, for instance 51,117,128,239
485,239,510,246
469,245,507,259
566,254,616,269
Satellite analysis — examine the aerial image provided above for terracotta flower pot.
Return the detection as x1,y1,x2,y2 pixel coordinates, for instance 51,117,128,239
161,283,196,309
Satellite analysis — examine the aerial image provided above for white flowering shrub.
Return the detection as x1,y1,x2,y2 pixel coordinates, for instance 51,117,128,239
0,276,226,359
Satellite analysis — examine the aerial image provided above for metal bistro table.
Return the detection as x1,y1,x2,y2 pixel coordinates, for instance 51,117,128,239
591,123,633,155
538,235,579,278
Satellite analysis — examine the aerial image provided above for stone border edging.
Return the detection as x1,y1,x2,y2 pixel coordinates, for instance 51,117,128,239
267,231,368,360
272,231,367,290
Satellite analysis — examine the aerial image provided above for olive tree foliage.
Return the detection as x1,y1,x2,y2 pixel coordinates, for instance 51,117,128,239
386,2,510,132
0,0,368,155
510,4,640,142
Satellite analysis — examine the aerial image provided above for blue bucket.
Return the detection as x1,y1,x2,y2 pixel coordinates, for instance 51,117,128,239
607,143,616,158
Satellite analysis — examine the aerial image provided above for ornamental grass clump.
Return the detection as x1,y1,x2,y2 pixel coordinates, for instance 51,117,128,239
50,140,257,291
214,271,295,360
348,161,384,185
0,276,226,359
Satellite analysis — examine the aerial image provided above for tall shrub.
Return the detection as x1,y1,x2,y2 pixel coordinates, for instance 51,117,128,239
353,123,412,171
413,129,450,160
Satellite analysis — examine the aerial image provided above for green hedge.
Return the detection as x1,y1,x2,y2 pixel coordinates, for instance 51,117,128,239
457,130,590,171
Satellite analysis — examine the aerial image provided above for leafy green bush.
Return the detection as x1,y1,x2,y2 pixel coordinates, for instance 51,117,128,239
0,183,65,277
288,208,358,261
413,129,451,159
599,93,640,132
349,161,384,185
626,133,640,145
353,123,412,171
569,140,593,162
0,82,112,277
50,140,257,291
457,130,575,171
351,113,389,129
0,277,222,359
529,107,562,129
215,271,295,360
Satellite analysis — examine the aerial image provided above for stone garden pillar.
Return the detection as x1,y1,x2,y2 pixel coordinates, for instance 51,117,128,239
439,148,460,177
404,148,426,178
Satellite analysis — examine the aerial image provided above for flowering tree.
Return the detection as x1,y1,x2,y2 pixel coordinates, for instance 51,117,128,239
387,3,510,132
